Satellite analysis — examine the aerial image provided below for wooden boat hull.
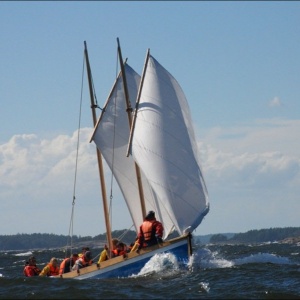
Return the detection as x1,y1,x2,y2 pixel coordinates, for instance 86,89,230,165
55,234,192,280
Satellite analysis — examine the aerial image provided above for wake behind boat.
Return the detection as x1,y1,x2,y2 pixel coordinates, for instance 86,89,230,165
55,39,209,279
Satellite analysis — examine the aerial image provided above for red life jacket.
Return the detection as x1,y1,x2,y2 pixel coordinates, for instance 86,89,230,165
23,265,41,277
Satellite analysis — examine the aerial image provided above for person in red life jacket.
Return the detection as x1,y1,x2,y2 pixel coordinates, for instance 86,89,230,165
137,210,164,252
39,257,59,277
72,251,93,271
59,253,79,275
23,256,41,277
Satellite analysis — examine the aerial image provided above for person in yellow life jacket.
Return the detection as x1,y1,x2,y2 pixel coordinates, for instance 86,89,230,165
59,253,79,275
78,247,90,258
39,257,59,277
72,251,93,271
23,256,41,277
137,210,164,252
98,238,119,263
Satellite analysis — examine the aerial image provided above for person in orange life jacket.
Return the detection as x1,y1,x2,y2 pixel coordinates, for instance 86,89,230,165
39,257,59,277
98,238,119,263
112,242,128,257
59,253,79,275
72,251,93,271
23,256,41,277
137,210,164,252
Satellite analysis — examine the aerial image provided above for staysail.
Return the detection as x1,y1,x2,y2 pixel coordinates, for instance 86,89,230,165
129,54,209,235
91,63,175,238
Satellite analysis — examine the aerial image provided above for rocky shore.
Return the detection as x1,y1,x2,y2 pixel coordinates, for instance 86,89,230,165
279,236,300,244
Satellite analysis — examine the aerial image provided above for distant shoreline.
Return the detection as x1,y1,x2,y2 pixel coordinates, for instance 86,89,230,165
1,227,300,251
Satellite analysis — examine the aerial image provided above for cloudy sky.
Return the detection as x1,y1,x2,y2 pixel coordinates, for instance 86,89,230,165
1,1,299,238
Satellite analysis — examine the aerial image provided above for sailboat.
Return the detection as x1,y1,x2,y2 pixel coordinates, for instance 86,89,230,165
56,40,209,279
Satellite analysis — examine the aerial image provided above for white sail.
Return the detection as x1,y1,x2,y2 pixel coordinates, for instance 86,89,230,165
130,55,209,235
91,64,175,238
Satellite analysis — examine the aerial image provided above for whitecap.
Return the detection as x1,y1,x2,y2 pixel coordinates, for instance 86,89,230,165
192,248,234,269
233,252,291,265
14,251,33,257
131,252,179,277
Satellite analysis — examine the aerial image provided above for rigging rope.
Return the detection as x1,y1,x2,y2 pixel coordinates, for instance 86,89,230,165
65,51,86,257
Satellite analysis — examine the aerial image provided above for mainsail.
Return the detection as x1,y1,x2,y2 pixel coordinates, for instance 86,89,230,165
129,54,209,235
91,63,175,238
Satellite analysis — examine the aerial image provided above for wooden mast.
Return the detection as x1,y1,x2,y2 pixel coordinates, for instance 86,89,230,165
84,41,113,254
116,38,147,220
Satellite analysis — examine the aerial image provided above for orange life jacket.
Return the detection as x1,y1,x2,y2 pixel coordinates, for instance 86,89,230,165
141,220,154,241
46,263,59,276
138,218,163,248
81,256,93,266
112,244,128,257
59,257,76,275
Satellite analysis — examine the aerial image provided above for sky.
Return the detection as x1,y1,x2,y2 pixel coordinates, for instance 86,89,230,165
1,1,300,238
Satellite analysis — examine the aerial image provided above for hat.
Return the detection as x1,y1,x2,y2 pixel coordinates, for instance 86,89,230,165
84,251,91,260
146,210,155,220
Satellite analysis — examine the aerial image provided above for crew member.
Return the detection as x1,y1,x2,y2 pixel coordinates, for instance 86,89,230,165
59,253,79,275
23,256,41,277
39,257,59,277
137,210,164,252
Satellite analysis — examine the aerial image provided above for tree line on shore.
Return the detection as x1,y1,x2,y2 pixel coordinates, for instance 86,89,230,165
0,230,136,251
203,226,300,244
1,227,299,251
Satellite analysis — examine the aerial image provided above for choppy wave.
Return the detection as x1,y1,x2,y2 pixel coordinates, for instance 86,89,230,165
0,243,299,299
194,247,293,269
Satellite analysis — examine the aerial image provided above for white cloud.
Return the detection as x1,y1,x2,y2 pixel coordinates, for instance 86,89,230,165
196,118,300,235
199,118,300,157
0,128,132,236
269,96,282,107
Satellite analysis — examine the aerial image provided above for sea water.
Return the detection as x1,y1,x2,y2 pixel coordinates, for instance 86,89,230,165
0,242,299,299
